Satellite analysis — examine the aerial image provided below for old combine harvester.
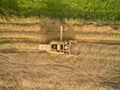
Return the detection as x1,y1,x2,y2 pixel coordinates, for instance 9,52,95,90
39,26,77,54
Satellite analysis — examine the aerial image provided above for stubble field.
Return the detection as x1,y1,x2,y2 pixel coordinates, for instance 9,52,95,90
0,18,120,90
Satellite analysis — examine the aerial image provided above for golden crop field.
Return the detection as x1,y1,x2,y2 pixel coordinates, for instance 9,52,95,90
0,18,120,90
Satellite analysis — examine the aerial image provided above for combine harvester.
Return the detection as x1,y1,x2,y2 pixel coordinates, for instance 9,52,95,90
39,26,77,54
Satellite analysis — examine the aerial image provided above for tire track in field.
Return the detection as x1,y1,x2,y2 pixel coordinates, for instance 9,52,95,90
0,54,88,86
0,53,120,89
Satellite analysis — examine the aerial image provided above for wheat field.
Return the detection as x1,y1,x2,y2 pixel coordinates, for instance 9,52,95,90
0,17,120,90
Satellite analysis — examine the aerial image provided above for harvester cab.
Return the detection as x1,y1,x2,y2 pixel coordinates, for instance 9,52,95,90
47,40,70,54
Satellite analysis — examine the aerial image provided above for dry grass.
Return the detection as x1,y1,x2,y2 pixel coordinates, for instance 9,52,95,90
0,32,45,40
0,23,40,31
0,17,40,32
0,43,41,53
0,17,39,23
0,47,120,90
0,17,120,90
0,17,120,44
